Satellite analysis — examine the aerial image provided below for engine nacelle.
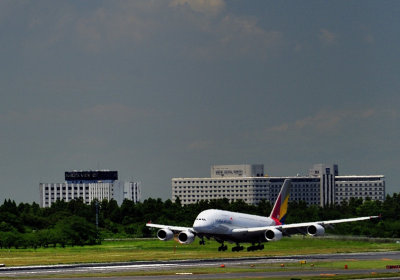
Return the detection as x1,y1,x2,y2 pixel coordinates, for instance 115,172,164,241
178,230,195,244
307,224,325,236
265,228,283,241
157,228,174,241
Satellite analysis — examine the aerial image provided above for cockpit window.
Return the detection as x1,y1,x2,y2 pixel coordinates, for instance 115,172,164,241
196,218,207,221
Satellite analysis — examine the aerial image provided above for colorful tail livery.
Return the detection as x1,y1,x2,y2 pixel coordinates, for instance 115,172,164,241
269,179,291,225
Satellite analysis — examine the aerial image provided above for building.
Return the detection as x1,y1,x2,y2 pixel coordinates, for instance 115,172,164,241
335,175,385,204
171,164,385,207
39,170,141,207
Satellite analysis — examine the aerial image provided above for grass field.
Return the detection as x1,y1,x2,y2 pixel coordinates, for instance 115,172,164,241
0,236,399,267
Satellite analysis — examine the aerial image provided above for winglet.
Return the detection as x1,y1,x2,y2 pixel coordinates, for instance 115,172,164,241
269,179,291,225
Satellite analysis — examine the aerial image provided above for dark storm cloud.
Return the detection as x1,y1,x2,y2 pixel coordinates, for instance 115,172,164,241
0,0,399,202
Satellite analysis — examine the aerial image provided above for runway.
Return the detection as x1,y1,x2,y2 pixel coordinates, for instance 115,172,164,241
1,251,400,279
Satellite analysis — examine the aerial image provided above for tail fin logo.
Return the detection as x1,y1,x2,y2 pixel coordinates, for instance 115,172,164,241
269,179,291,225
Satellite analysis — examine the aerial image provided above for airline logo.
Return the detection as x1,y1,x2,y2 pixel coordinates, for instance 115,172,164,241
270,180,291,225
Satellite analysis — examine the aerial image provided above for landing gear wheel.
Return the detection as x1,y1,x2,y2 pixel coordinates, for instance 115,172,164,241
232,244,244,252
247,243,264,251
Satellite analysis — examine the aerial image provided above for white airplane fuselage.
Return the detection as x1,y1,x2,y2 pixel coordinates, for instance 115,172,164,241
192,209,276,243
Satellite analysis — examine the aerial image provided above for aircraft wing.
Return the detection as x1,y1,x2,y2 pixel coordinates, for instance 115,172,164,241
279,216,379,230
233,215,379,235
146,223,194,233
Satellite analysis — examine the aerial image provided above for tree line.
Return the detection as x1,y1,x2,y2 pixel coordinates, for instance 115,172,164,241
0,193,399,249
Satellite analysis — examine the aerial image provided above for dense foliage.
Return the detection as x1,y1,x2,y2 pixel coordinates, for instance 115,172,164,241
0,193,399,249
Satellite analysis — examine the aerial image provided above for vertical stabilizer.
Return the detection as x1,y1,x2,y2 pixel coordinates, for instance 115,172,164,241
269,179,291,225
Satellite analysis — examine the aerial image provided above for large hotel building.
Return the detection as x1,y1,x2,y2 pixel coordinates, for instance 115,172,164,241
172,164,385,207
39,170,141,207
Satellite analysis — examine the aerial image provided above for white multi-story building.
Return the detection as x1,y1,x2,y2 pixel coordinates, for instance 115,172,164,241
172,164,385,207
39,170,141,207
335,175,385,203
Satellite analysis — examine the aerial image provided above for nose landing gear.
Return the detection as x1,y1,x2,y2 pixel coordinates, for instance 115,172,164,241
199,238,206,245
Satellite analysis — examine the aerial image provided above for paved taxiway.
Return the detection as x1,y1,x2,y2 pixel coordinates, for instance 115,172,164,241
1,251,400,279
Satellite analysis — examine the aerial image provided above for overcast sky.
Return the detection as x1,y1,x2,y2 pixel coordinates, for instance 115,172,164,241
0,0,399,203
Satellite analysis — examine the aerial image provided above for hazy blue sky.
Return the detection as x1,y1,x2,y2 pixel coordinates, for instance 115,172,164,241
0,0,399,203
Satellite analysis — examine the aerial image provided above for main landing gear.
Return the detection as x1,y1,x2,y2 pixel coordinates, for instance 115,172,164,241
199,238,206,245
218,243,228,251
247,243,264,252
232,243,244,252
216,241,265,252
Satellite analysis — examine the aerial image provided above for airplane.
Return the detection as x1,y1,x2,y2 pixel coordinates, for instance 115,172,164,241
146,179,379,252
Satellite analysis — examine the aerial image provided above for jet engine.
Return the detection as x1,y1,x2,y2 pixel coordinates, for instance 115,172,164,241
156,228,174,241
307,224,325,236
265,228,283,241
178,230,195,244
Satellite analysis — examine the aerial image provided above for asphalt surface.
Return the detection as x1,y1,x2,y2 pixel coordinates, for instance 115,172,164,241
1,251,400,279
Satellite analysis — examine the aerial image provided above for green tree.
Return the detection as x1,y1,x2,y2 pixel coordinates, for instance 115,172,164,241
53,216,97,246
